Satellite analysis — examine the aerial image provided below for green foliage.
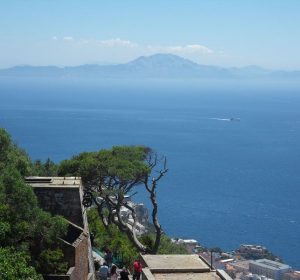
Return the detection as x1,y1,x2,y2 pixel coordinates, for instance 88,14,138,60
59,145,167,254
0,128,68,275
139,234,188,255
38,248,68,274
0,168,38,245
88,208,188,267
88,208,139,267
158,235,189,254
0,128,32,175
31,209,68,246
58,146,151,185
0,247,42,280
32,158,58,176
0,168,68,246
0,169,68,274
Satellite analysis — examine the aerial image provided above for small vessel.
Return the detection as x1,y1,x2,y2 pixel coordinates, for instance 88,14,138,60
230,118,240,121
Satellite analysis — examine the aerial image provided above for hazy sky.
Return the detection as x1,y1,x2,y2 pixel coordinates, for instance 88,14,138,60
1,0,300,69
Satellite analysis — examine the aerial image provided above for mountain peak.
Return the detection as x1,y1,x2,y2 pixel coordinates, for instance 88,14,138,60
129,53,199,66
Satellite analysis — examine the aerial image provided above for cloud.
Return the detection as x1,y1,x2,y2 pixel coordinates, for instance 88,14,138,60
72,38,213,56
52,36,58,41
96,38,138,48
172,44,213,54
148,44,214,55
63,36,74,41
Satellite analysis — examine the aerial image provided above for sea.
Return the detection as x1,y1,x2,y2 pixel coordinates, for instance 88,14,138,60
0,77,299,268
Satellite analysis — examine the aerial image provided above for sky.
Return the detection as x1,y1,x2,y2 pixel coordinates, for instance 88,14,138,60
0,0,300,69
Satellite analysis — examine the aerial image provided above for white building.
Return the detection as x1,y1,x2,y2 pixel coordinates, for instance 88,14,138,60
249,259,291,280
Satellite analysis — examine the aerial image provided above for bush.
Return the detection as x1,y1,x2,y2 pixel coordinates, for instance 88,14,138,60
0,247,42,280
38,249,68,274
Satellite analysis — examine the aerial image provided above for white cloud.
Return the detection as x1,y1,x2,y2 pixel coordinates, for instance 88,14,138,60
71,38,212,56
63,36,74,41
97,38,138,48
52,36,58,41
148,44,214,55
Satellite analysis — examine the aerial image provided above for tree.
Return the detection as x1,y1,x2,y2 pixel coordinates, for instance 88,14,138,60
0,247,42,280
0,128,68,275
87,208,139,267
38,248,68,274
0,167,68,275
32,158,58,176
0,128,32,176
58,146,168,254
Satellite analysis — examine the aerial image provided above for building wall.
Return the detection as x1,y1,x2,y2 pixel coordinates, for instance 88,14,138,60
33,187,84,228
56,233,90,280
249,262,290,280
72,233,90,280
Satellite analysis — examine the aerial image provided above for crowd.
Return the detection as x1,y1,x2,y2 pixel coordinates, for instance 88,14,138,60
96,249,143,280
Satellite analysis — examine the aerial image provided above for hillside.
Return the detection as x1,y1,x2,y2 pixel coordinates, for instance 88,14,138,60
0,54,299,80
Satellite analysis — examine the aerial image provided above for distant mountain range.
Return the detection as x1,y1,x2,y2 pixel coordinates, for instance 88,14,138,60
0,53,299,80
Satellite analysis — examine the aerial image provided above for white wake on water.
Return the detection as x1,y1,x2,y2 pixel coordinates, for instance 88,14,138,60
208,117,231,121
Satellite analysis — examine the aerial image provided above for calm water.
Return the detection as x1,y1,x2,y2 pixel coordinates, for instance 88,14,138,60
0,78,300,268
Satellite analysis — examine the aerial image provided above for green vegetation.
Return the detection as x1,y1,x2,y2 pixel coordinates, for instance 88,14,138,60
58,146,167,254
88,208,188,268
0,248,42,280
0,128,68,277
32,158,58,176
38,248,68,274
88,208,139,267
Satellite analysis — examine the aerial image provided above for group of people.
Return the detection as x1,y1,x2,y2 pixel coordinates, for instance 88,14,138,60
99,263,130,280
97,255,142,280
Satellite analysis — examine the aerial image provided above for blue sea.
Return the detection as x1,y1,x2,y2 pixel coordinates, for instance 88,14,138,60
0,78,300,268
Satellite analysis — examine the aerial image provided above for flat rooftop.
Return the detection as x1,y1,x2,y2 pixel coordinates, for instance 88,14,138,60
25,176,81,188
251,259,291,270
141,255,230,280
153,272,220,280
230,260,250,269
142,255,210,273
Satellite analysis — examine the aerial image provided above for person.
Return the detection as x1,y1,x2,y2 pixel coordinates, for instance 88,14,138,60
110,264,118,280
133,259,142,280
120,267,130,280
104,249,113,269
90,232,95,246
99,262,109,280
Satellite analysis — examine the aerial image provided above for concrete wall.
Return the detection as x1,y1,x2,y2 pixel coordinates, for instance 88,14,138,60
249,262,290,280
72,233,90,280
33,187,84,228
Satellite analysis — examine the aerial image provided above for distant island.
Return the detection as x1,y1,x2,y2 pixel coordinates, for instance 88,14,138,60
1,53,300,80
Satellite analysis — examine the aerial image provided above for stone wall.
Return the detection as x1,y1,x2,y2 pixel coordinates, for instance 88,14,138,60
59,233,90,280
72,233,90,280
33,187,84,228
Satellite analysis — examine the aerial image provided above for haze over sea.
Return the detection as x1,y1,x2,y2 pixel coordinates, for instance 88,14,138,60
0,78,300,268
